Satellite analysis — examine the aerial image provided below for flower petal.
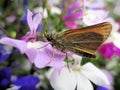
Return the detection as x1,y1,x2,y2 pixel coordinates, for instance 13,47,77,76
64,21,79,29
0,37,27,54
97,85,109,90
13,75,40,86
50,68,76,90
33,12,42,31
81,63,110,87
64,11,83,21
99,42,120,59
34,44,66,70
34,50,52,68
83,10,108,25
27,9,33,31
0,51,11,63
25,48,37,62
75,72,93,90
68,0,82,11
19,86,37,90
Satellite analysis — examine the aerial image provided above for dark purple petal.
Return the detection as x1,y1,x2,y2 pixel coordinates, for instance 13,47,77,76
19,86,37,90
99,42,114,59
64,21,79,29
97,86,109,90
0,45,3,50
0,67,11,80
0,67,11,88
0,79,9,87
21,13,27,25
63,11,83,21
23,0,29,5
36,23,44,32
99,42,120,59
0,45,11,63
14,75,40,87
0,51,11,63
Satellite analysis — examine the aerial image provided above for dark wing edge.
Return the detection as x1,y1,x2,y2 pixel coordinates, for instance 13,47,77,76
63,22,112,42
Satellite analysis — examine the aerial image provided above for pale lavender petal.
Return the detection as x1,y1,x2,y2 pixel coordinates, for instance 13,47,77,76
64,11,83,21
25,48,37,62
34,50,51,68
25,41,50,63
33,13,42,31
34,43,66,70
34,50,66,70
44,46,66,70
27,9,33,31
48,50,66,70
0,37,27,54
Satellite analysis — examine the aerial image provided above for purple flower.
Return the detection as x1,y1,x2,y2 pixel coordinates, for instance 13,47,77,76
0,67,11,89
13,75,40,90
0,45,11,63
21,9,42,42
21,11,27,25
0,9,66,70
23,0,29,5
63,0,84,29
50,55,109,90
98,42,120,59
97,86,109,90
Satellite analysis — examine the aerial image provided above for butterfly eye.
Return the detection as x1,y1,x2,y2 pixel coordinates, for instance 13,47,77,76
44,33,53,42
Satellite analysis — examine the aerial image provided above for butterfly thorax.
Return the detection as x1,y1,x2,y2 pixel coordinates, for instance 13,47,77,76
45,33,66,52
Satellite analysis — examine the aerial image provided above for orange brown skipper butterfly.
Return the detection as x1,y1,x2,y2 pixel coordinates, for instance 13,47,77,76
45,22,112,58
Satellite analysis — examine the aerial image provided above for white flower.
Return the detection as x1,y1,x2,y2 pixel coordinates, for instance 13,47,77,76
83,10,108,25
50,55,110,90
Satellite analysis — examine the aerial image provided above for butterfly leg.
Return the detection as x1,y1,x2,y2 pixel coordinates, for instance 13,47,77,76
38,43,50,49
65,53,71,72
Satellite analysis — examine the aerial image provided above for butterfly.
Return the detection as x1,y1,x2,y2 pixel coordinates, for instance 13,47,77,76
44,22,112,58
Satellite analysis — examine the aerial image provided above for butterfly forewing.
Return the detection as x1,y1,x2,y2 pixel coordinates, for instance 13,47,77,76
60,22,112,57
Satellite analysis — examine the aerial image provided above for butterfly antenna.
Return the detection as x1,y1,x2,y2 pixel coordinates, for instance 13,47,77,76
65,53,71,72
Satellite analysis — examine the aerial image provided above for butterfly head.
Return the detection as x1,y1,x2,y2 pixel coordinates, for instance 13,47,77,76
44,32,54,42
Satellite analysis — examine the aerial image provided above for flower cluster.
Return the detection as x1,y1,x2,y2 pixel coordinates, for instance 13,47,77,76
0,0,120,90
